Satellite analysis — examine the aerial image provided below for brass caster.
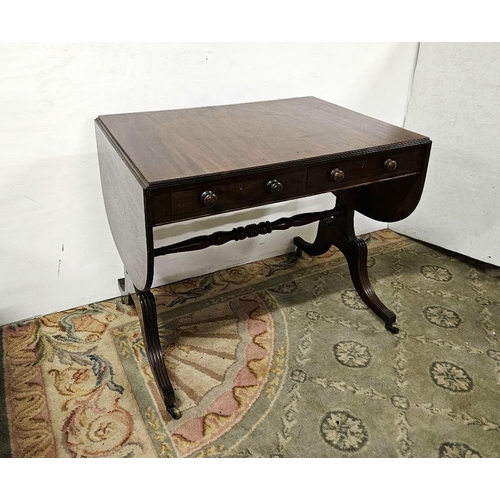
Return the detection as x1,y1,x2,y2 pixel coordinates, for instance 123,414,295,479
167,404,182,420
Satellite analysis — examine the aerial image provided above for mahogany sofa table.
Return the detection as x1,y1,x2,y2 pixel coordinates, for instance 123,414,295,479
95,97,432,419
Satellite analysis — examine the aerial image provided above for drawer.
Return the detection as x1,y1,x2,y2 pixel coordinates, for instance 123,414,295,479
170,169,306,218
307,146,425,193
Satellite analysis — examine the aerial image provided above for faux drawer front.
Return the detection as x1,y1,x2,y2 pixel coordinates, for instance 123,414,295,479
171,170,306,217
307,146,425,192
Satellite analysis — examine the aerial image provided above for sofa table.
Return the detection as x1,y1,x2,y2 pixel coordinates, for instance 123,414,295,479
95,97,432,419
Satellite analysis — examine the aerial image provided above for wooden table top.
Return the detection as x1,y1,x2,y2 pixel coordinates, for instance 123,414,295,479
96,97,428,186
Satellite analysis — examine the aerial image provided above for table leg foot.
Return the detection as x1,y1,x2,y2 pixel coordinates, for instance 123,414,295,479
166,404,182,420
132,288,181,418
385,319,399,334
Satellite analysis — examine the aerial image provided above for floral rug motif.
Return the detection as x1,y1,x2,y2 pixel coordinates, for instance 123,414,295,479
1,229,500,458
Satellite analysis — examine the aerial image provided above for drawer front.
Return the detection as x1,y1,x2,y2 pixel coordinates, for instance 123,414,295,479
307,146,425,193
171,170,306,218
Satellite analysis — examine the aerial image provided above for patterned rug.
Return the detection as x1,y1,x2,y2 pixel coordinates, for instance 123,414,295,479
1,229,499,458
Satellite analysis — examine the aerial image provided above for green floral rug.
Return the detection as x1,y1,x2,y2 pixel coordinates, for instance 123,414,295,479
1,230,499,458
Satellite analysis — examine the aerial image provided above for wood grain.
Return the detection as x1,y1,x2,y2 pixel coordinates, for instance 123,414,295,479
97,97,429,186
96,124,153,291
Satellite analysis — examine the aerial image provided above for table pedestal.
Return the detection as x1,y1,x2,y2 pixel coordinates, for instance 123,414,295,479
119,190,396,419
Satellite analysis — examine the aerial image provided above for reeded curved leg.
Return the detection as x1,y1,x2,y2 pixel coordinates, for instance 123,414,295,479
132,288,182,419
330,227,398,332
119,271,181,419
295,190,398,333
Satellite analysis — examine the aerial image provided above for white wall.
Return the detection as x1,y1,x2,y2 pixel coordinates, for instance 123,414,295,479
390,43,500,266
0,42,418,325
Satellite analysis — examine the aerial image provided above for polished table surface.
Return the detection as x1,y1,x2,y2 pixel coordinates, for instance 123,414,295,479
97,96,427,184
95,97,432,419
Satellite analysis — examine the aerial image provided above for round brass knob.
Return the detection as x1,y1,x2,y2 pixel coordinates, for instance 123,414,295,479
267,179,283,194
329,168,345,182
384,159,398,171
201,190,218,207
